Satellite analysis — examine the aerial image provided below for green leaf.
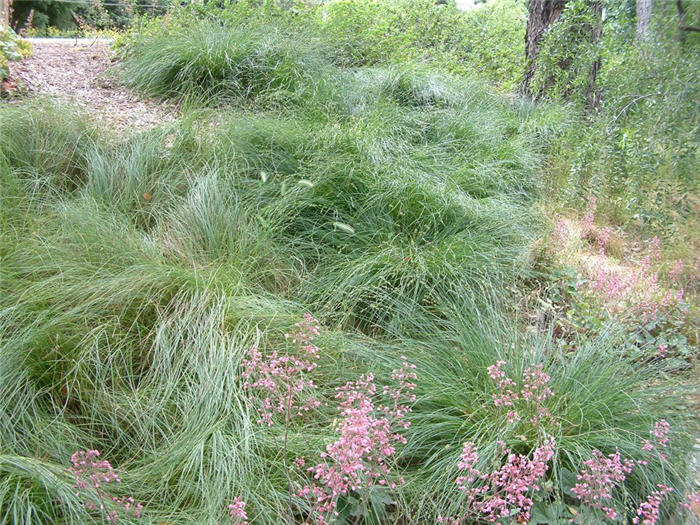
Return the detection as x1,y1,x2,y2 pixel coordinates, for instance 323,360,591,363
332,221,355,234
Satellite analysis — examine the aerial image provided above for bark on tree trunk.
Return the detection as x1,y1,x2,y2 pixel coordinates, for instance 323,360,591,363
523,0,570,96
585,1,603,112
1,0,11,26
636,0,653,38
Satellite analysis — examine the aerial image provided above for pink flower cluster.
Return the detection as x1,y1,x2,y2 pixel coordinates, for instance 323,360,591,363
632,484,673,525
681,491,700,512
656,343,668,358
587,237,685,324
228,496,248,525
642,419,670,461
570,449,634,520
487,361,555,426
442,437,556,523
596,227,612,256
69,450,143,523
298,358,417,525
550,219,571,251
242,314,322,425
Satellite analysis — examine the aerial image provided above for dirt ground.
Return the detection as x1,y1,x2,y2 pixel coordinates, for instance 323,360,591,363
7,38,176,131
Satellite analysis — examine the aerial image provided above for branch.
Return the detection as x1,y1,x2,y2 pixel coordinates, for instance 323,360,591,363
675,0,700,32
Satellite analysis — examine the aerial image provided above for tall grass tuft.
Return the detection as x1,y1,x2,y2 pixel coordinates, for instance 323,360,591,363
120,21,335,106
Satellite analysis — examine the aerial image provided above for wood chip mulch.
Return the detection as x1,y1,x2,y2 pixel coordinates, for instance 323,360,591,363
7,38,177,131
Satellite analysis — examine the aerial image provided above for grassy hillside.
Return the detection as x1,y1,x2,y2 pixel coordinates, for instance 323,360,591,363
1,2,698,524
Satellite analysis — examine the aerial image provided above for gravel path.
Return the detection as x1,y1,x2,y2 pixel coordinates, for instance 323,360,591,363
9,38,176,131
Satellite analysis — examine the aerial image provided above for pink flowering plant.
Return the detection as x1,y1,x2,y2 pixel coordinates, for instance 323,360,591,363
227,495,248,525
242,314,322,427
438,361,560,524
241,314,324,510
632,484,674,525
69,450,143,524
297,357,417,525
438,437,556,524
545,239,690,361
543,196,692,362
486,360,558,429
437,359,691,524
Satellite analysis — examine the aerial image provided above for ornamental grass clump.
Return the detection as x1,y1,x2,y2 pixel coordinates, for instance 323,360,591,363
434,358,691,525
121,21,335,105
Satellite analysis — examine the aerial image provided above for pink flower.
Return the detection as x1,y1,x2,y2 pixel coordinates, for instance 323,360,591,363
656,344,668,358
487,360,519,408
597,227,612,255
228,496,248,525
551,218,571,247
642,419,670,461
571,449,633,519
242,314,322,426
69,450,143,522
453,438,556,523
487,361,557,427
299,359,417,524
669,259,684,282
585,236,684,324
632,484,673,525
680,491,700,511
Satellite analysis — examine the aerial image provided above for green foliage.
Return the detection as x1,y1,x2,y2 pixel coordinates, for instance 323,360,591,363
531,0,602,101
12,0,171,32
0,25,32,80
543,265,693,366
10,0,79,31
315,0,527,91
120,20,334,104
528,1,699,244
0,54,7,81
118,0,527,91
1,3,698,523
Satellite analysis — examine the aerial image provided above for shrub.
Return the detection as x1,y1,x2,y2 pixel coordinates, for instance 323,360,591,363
0,24,32,80
537,2,699,243
313,0,526,91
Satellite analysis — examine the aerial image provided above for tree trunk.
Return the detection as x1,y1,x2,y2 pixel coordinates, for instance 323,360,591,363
636,0,652,38
523,0,570,96
1,0,10,26
585,1,603,112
